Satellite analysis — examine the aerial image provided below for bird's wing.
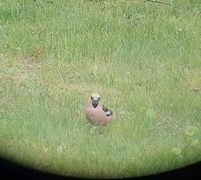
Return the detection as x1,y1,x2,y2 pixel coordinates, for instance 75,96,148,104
102,105,113,117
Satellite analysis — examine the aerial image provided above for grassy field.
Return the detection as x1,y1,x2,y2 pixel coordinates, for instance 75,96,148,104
0,0,201,178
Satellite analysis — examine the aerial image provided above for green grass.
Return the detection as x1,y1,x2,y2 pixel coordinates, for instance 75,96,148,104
0,0,201,178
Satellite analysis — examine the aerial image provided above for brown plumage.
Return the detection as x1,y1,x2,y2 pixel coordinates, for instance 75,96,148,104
85,93,113,126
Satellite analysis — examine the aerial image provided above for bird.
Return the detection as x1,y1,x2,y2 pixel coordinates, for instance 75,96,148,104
85,93,113,126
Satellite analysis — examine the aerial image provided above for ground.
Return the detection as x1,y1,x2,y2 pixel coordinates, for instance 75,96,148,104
0,0,201,178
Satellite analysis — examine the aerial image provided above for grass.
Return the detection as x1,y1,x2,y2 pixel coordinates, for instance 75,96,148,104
0,0,201,178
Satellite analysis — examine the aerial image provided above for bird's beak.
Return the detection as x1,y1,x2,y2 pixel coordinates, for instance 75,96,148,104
91,96,99,104
93,96,99,101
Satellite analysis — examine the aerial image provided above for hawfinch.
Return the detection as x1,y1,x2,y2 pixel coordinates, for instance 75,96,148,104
85,93,113,126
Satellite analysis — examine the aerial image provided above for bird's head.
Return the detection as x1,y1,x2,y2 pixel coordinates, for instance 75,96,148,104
91,93,100,108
